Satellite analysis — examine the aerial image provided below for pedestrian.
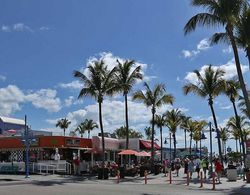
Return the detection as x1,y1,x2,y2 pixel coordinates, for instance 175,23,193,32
175,158,181,177
214,158,223,184
201,158,208,179
184,158,188,174
188,158,195,179
194,157,201,178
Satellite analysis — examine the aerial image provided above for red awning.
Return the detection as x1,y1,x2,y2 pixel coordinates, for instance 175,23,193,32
140,140,160,150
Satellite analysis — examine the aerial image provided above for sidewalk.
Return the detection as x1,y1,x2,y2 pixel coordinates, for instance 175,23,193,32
0,168,249,193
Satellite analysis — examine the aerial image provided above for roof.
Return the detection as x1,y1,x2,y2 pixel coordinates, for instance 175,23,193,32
140,140,160,150
0,116,25,125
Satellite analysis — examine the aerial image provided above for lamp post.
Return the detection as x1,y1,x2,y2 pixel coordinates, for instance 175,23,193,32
22,115,36,178
200,132,207,159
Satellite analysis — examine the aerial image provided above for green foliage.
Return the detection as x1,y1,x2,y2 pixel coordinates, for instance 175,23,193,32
56,118,71,136
114,126,143,139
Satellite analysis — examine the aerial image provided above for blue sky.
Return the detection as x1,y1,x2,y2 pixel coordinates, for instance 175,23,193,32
0,0,249,152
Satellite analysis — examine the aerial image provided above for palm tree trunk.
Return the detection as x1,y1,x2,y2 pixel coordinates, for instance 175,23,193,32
64,128,65,136
246,48,250,70
226,26,250,118
184,129,187,150
125,94,129,149
232,100,246,165
236,139,238,153
196,140,198,153
160,126,163,164
88,130,90,139
239,139,242,154
81,134,83,138
151,107,155,169
189,133,193,155
209,99,223,163
98,101,105,169
173,132,177,159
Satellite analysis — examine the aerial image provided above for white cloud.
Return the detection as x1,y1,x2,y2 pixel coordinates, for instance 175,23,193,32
0,75,6,81
220,105,232,110
182,38,210,58
197,38,210,50
13,23,33,32
182,50,200,58
1,25,11,32
39,26,50,31
58,80,82,90
184,59,248,84
0,85,25,116
25,89,61,112
64,96,74,107
222,46,232,54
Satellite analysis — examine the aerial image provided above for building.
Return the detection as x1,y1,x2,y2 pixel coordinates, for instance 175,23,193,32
0,116,25,134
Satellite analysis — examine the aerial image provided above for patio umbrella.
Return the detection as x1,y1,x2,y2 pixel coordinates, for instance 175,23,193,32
118,149,139,155
136,151,151,157
118,150,139,165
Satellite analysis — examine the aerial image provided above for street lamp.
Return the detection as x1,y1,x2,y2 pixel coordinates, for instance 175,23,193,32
200,132,207,159
164,133,172,162
21,115,36,178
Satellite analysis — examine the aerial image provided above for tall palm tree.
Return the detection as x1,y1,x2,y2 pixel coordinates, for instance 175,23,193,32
144,126,153,140
224,79,246,161
82,119,98,138
75,123,86,138
220,127,230,155
184,0,250,117
115,60,143,149
165,109,184,159
235,6,250,67
154,114,166,163
74,60,116,167
192,130,201,153
133,82,174,167
56,118,71,136
183,65,226,162
227,116,249,153
227,117,241,152
180,116,191,151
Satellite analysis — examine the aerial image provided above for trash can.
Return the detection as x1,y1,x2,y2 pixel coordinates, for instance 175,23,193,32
227,168,237,181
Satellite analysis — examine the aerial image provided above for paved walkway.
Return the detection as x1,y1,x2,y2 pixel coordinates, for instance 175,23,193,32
0,169,249,194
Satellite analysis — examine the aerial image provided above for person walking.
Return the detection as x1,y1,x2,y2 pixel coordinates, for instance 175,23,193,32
188,158,195,179
214,158,223,184
201,158,209,179
194,157,201,179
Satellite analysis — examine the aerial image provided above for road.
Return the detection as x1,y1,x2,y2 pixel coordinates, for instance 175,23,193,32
0,182,248,195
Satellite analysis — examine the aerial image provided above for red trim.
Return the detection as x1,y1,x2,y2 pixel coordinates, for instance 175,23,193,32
140,140,160,150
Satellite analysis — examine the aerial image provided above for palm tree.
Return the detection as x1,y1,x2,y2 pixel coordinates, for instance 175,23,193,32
183,65,225,162
180,116,191,150
74,60,116,167
184,0,250,117
235,6,250,67
165,109,184,159
114,126,143,139
154,114,166,163
75,122,86,138
227,117,241,152
144,126,153,140
115,60,143,149
224,79,246,161
220,127,230,156
56,118,71,136
192,130,201,153
133,82,174,167
227,116,250,153
82,119,98,138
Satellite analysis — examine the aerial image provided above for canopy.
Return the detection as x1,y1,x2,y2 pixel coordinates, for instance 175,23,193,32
84,148,101,154
140,140,160,150
136,151,151,157
118,149,139,155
